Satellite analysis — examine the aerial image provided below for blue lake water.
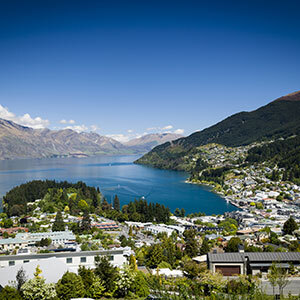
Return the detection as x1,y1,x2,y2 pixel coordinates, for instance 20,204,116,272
0,155,237,215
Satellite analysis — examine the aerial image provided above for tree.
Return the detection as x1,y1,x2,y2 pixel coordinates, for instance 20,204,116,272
183,229,199,258
267,263,278,296
174,208,181,217
267,262,290,297
21,266,56,300
78,199,89,211
180,208,186,217
200,238,210,255
0,286,22,300
131,271,149,297
78,266,105,299
86,277,105,299
56,271,85,300
225,237,242,252
113,195,120,211
94,255,119,295
80,210,91,232
182,259,203,279
115,265,135,298
283,217,298,235
52,210,65,231
129,254,138,271
277,266,289,297
146,244,163,268
16,267,27,291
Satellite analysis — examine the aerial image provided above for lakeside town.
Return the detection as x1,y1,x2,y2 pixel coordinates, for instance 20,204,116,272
0,140,300,299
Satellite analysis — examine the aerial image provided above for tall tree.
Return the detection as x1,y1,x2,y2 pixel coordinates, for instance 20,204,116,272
52,210,65,231
283,217,298,235
200,238,210,255
146,244,163,268
225,237,242,252
94,256,119,295
56,272,84,300
183,229,199,258
113,195,120,211
80,210,91,232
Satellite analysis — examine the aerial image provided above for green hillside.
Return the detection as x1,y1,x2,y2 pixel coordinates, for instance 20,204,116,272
135,91,300,170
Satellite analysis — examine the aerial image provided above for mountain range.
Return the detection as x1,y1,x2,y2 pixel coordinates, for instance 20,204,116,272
0,119,182,160
135,91,300,170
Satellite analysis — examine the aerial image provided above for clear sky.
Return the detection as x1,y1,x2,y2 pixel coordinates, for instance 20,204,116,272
0,0,300,142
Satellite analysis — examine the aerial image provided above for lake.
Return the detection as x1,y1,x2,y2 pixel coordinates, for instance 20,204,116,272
0,155,237,215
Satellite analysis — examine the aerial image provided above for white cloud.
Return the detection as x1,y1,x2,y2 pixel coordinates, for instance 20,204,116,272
0,104,49,129
90,125,100,132
174,128,184,135
60,119,75,124
162,125,173,130
64,124,89,133
127,129,133,133
146,127,157,131
107,134,130,143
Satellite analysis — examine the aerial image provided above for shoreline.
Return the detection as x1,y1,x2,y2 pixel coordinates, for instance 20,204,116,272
185,179,243,211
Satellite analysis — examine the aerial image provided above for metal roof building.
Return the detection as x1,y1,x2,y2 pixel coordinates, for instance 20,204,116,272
207,252,300,276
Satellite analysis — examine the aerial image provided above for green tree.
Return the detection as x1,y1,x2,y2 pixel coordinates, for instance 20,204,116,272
283,217,298,235
146,243,163,268
183,229,199,258
52,210,65,231
113,195,120,211
78,266,105,299
174,208,181,217
56,272,85,300
21,267,56,300
225,237,242,252
267,262,278,296
182,259,203,279
200,238,210,255
131,271,150,297
180,208,185,217
78,199,89,211
0,286,22,300
94,256,119,295
80,210,91,232
86,277,105,299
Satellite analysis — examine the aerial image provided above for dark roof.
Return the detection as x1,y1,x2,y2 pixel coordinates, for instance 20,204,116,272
208,252,300,263
208,253,244,263
245,252,300,262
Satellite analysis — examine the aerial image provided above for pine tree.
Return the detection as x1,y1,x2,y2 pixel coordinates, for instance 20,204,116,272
183,229,199,258
113,195,120,211
80,210,91,232
200,238,210,255
56,272,84,299
283,217,298,235
52,210,65,231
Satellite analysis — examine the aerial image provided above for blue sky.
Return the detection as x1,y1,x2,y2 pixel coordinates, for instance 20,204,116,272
0,0,300,142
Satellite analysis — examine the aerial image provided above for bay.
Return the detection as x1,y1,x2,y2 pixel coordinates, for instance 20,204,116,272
0,155,237,215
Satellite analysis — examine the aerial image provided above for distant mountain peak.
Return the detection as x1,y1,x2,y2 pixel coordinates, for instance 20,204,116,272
274,90,300,102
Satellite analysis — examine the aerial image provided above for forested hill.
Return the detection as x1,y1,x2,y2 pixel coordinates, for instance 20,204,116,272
135,91,300,170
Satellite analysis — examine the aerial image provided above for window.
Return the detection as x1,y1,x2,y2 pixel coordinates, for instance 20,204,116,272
66,258,72,264
23,260,30,263
9,261,15,266
109,256,114,261
80,257,86,263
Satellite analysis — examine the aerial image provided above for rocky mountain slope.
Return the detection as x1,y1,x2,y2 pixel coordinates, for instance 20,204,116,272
124,133,183,153
0,119,182,159
135,91,300,170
